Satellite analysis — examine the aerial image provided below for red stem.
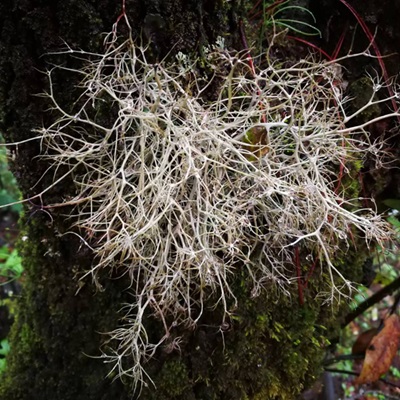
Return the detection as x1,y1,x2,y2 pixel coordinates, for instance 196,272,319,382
303,256,319,289
331,24,347,60
116,0,126,24
286,35,332,60
295,246,304,305
339,0,399,121
239,19,267,123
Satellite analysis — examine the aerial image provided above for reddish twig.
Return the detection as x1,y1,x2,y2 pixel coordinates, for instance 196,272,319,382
303,256,319,289
339,0,399,121
239,19,267,123
112,0,132,39
331,24,348,60
295,246,304,305
286,35,332,60
114,0,127,27
239,18,257,78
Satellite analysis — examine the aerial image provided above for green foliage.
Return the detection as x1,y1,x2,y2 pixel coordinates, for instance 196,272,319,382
0,135,23,376
373,213,400,285
0,135,22,214
271,1,321,36
0,245,23,376
0,339,10,373
258,0,321,40
0,246,22,375
0,246,23,283
383,199,400,212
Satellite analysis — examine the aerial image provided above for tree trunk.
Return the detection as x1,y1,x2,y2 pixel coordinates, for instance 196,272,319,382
0,1,398,399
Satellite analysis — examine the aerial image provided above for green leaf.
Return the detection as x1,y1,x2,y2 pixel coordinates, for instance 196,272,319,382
0,246,10,260
0,358,6,373
0,339,10,356
4,250,23,277
387,216,400,230
383,198,400,211
0,247,23,279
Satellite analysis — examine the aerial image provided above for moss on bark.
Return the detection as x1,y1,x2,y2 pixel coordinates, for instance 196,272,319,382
0,217,131,400
0,1,391,399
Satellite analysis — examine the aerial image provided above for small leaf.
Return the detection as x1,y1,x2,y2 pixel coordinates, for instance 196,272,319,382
0,358,6,373
243,126,269,158
4,250,23,277
355,314,400,384
352,328,379,355
0,339,10,356
387,215,400,230
383,198,400,211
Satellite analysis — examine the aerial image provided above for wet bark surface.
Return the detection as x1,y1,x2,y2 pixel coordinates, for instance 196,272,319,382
0,1,398,399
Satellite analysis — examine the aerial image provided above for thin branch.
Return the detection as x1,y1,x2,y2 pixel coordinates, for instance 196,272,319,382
342,277,400,328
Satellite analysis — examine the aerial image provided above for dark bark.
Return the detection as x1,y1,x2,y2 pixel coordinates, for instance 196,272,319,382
0,1,398,400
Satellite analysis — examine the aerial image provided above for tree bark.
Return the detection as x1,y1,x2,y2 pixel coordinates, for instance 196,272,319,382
0,1,398,400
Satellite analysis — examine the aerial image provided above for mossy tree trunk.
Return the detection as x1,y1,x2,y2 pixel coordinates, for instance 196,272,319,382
0,1,398,400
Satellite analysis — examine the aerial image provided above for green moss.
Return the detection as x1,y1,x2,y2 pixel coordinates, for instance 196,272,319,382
0,217,131,399
347,77,381,123
135,269,345,400
339,158,363,201
157,360,190,397
17,322,40,357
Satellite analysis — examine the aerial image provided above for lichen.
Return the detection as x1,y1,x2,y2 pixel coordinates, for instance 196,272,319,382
0,1,398,400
